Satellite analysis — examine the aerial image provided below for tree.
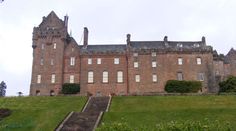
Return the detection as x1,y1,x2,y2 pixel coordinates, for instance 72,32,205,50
219,76,236,92
0,81,7,97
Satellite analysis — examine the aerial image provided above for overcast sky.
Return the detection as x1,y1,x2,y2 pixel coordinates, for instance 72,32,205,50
0,0,235,96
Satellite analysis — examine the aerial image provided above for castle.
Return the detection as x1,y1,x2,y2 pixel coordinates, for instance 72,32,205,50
30,11,236,96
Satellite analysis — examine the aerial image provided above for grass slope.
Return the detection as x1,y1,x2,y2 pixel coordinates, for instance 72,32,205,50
0,96,86,131
102,95,236,129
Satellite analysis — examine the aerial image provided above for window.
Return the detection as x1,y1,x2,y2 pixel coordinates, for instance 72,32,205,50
41,44,45,50
114,58,119,64
88,71,94,83
40,58,44,65
177,72,183,80
117,71,123,83
97,58,101,64
197,73,204,81
37,75,41,84
135,75,140,82
133,53,138,57
178,58,183,65
151,52,156,57
134,62,139,68
194,43,200,47
53,43,56,49
88,58,92,64
152,74,157,82
72,47,74,52
69,75,74,83
70,57,75,66
103,71,108,83
197,58,202,65
51,74,55,83
50,59,54,65
177,43,183,47
152,61,157,67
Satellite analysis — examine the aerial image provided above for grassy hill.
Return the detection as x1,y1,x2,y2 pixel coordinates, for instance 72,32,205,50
100,95,236,130
0,96,87,131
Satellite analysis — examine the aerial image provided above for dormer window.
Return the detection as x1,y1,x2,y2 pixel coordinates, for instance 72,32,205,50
194,43,200,47
133,53,138,57
53,43,56,49
177,43,183,48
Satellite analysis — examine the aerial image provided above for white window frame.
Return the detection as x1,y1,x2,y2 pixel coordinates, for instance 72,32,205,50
40,58,44,65
41,44,45,50
152,74,157,82
69,75,74,83
53,43,56,49
197,57,202,65
152,61,157,67
151,52,156,57
103,71,109,83
134,62,139,68
37,75,41,84
97,58,101,64
88,58,92,65
117,71,123,83
133,53,138,57
135,75,140,82
198,73,204,81
88,71,94,83
177,72,183,80
178,58,183,65
70,57,75,66
51,74,56,83
50,59,54,65
114,58,119,64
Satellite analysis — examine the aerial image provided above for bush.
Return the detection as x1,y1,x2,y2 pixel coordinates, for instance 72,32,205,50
165,80,202,93
219,76,236,92
62,83,80,94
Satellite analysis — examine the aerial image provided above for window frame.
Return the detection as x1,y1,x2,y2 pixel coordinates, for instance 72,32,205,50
117,71,123,83
51,74,56,83
53,43,56,49
69,75,75,83
135,75,140,82
134,62,139,68
197,57,202,65
88,58,92,65
37,75,41,84
152,74,157,82
97,58,101,64
102,71,109,83
70,57,75,66
152,61,157,67
88,71,94,83
114,58,119,64
178,58,183,65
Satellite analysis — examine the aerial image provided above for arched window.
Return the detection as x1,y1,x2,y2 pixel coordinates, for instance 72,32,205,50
36,90,40,96
50,90,55,96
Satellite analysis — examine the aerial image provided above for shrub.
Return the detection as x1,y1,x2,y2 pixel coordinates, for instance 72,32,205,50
62,83,80,94
219,76,236,92
165,80,202,93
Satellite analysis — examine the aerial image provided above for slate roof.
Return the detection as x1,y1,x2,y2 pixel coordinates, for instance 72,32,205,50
80,44,126,54
80,41,212,54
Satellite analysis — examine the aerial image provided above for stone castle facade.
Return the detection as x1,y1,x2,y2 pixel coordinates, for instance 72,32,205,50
30,11,236,96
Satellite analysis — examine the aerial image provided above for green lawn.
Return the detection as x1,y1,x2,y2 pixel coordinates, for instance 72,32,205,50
0,96,86,131
101,95,236,130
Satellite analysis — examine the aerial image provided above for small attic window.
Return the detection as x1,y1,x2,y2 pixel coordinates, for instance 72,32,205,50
194,43,200,47
177,43,183,48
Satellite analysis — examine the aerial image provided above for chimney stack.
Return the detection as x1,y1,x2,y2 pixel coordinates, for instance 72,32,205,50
126,34,131,45
164,36,168,46
64,15,69,29
83,27,89,48
202,36,206,45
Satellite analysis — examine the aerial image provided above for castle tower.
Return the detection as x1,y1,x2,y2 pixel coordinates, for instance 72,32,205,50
30,11,69,96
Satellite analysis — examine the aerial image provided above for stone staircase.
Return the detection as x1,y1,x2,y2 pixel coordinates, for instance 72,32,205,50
56,96,111,131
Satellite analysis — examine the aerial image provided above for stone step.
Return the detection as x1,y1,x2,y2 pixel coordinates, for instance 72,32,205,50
57,96,111,131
